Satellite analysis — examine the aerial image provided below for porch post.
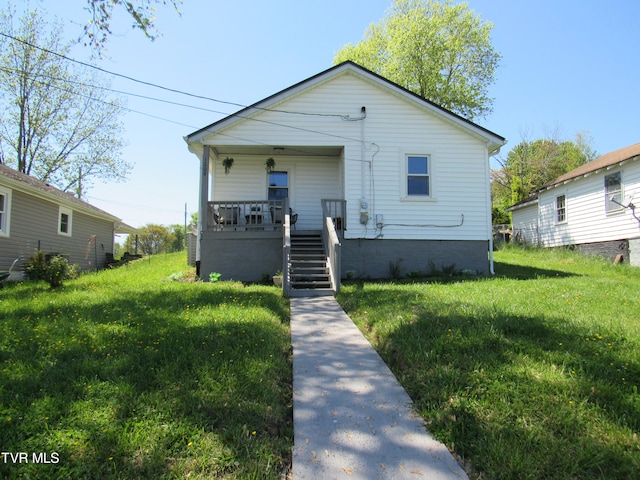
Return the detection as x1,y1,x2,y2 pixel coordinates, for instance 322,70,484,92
197,145,210,264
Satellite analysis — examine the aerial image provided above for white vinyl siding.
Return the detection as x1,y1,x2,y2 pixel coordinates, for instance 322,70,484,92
207,71,492,241
511,203,539,245
538,163,640,247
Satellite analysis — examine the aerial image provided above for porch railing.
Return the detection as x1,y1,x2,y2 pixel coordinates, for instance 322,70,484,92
206,200,287,231
321,199,346,236
282,211,291,296
322,200,342,293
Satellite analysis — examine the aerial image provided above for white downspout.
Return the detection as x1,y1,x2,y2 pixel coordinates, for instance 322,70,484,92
360,107,368,229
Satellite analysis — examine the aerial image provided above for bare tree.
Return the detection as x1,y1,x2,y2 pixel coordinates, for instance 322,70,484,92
0,6,131,197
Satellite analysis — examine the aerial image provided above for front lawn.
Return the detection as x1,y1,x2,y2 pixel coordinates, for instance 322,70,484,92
337,246,640,479
0,253,292,479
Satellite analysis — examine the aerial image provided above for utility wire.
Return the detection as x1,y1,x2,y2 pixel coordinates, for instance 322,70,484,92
0,34,369,144
0,31,352,119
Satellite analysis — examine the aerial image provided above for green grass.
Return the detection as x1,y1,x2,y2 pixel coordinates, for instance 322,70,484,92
0,253,292,479
337,246,640,480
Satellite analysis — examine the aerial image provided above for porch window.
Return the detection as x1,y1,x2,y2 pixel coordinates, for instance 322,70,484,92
605,171,622,213
0,187,10,237
556,194,566,223
268,171,288,201
58,206,72,236
407,155,430,196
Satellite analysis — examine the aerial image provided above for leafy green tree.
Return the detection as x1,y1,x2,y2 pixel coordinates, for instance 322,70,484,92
491,133,598,221
134,224,173,255
0,6,130,196
81,0,183,51
334,0,500,119
168,224,185,252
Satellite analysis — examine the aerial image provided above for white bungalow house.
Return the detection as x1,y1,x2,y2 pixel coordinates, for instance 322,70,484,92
508,143,640,266
0,164,138,279
185,61,506,295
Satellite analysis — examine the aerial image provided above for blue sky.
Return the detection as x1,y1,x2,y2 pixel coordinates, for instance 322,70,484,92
21,0,640,229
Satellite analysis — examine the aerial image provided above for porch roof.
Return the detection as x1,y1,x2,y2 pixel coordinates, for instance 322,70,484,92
208,145,343,158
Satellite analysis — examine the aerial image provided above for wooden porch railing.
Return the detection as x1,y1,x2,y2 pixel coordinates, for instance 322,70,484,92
282,211,291,296
321,199,346,236
322,199,343,293
206,200,286,231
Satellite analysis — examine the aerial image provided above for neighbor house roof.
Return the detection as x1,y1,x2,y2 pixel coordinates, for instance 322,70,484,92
185,61,506,154
540,142,640,190
506,193,538,212
0,164,137,233
507,142,640,212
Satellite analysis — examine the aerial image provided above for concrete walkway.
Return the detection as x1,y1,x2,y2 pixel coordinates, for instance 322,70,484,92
291,297,468,480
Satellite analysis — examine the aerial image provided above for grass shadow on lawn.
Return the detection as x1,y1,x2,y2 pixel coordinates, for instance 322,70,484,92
0,283,292,479
492,261,579,280
339,287,640,480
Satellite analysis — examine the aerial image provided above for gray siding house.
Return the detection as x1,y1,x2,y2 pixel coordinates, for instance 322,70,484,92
0,164,137,279
185,62,506,295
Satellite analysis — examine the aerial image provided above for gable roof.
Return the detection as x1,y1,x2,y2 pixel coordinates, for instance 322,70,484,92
540,142,640,190
185,61,506,153
0,164,138,234
508,142,640,212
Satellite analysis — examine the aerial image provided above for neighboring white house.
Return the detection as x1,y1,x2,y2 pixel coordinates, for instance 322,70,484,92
509,143,640,266
0,164,138,278
185,61,506,294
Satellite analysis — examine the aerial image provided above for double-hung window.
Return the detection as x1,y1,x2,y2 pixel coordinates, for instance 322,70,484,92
0,187,10,237
268,171,288,201
58,206,73,236
407,155,430,197
556,195,566,223
604,171,622,213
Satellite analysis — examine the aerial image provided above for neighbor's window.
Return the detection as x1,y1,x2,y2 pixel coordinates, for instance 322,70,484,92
556,195,566,223
407,155,430,196
0,187,10,236
605,171,622,213
58,206,72,236
268,171,288,201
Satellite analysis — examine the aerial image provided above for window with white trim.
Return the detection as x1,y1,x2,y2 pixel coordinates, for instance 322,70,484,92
0,187,11,237
406,155,430,196
556,195,566,223
605,171,622,213
268,171,288,200
58,206,73,236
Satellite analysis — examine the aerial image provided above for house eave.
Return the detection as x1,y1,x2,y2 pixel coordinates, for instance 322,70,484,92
506,195,539,212
538,144,640,191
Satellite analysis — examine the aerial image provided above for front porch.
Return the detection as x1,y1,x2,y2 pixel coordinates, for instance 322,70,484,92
204,199,346,233
198,199,345,296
